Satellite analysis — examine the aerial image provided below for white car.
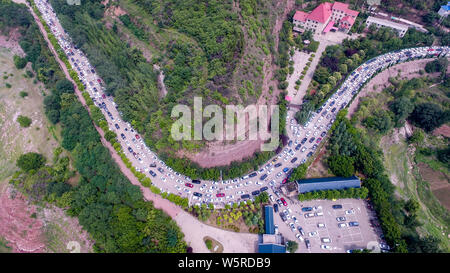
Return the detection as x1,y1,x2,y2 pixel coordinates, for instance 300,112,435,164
345,209,355,214
295,234,304,241
309,231,318,237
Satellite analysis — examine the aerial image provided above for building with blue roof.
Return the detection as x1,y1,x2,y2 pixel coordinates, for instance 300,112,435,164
258,243,286,253
438,2,450,18
264,205,275,235
296,175,361,193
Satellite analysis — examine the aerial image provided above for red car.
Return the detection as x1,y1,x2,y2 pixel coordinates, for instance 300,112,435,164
185,183,193,188
282,178,288,184
316,137,322,143
135,134,140,140
216,193,225,197
427,48,434,52
280,198,288,206
102,94,106,99
97,79,102,83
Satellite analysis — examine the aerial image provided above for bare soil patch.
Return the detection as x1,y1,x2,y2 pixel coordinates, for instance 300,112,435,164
433,124,450,138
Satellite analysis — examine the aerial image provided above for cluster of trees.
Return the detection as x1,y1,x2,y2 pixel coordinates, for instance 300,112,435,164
326,110,442,252
3,1,187,253
298,187,369,201
16,115,32,127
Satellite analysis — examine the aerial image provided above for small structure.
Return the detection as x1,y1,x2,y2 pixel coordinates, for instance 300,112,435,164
264,205,275,235
280,182,299,197
296,175,361,193
258,234,286,253
258,205,286,253
438,2,450,18
365,16,409,37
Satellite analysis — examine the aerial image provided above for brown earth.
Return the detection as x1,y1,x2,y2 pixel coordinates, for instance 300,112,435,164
433,124,450,138
417,162,450,211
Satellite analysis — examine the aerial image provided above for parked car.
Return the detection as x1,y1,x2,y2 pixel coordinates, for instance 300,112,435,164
332,204,343,209
336,216,346,222
349,221,359,227
185,183,193,188
280,198,287,206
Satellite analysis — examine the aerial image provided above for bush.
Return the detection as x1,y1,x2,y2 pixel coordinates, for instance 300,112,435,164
205,239,213,250
13,55,27,69
17,115,32,127
19,91,28,98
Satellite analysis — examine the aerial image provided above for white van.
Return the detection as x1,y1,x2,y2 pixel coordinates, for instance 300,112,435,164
317,223,326,228
315,212,324,217
321,237,331,243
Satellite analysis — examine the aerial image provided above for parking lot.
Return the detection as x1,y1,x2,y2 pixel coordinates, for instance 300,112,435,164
273,198,380,253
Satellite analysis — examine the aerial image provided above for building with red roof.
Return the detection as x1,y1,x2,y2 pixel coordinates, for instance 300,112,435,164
292,1,359,34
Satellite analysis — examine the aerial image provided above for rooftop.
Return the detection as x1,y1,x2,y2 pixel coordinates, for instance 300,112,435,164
258,243,286,253
308,2,333,23
264,205,275,235
293,10,309,22
297,175,360,185
367,16,409,30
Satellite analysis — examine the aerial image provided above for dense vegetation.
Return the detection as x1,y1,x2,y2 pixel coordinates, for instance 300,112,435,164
297,187,369,201
2,1,186,253
47,0,286,179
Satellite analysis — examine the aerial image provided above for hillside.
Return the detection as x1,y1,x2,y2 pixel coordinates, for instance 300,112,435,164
48,0,293,166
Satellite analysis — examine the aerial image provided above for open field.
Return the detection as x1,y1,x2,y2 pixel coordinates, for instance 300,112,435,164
0,45,93,252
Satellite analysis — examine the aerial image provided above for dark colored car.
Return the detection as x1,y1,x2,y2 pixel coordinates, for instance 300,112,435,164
316,137,322,143
192,179,201,184
251,190,260,196
274,163,282,168
301,138,307,144
149,170,156,177
305,239,311,249
127,147,133,153
115,123,120,129
157,167,164,173
260,174,268,181
260,186,268,192
297,226,305,236
309,137,315,143
295,144,302,151
241,194,250,199
279,212,287,222
332,204,343,209
273,203,279,213
321,131,327,137
249,172,257,178
282,167,289,173
149,163,156,168
193,192,202,197
307,152,313,158
301,207,313,212
349,222,359,227
290,157,298,163
288,140,293,147
120,133,126,140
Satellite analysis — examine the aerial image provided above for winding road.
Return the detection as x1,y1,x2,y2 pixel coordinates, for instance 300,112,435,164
24,0,450,252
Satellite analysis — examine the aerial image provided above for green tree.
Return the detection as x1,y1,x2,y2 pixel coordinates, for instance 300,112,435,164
327,155,355,177
17,115,32,127
286,240,298,253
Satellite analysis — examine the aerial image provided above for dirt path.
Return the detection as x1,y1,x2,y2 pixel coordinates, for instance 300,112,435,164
23,1,258,252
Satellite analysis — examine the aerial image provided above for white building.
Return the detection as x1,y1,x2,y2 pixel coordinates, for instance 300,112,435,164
365,16,409,37
438,2,450,18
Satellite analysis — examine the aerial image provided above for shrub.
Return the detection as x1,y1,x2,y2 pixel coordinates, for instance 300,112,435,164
17,115,32,127
17,152,46,172
13,55,27,69
19,91,28,98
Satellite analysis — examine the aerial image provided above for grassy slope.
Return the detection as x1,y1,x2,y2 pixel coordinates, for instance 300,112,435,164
0,47,92,252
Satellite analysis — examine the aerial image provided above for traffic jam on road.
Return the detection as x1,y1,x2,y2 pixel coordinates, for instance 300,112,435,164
35,0,449,252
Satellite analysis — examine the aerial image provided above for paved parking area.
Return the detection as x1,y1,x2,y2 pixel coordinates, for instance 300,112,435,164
273,198,380,253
